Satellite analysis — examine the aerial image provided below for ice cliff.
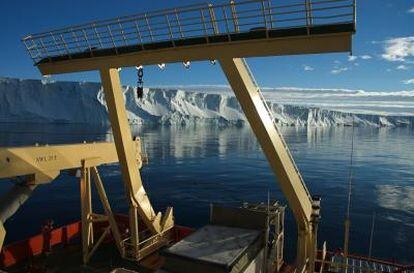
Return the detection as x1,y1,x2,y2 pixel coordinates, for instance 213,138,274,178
0,77,413,127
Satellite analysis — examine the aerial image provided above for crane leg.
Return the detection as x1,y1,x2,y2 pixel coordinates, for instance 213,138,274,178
99,68,172,258
219,58,316,271
80,163,93,264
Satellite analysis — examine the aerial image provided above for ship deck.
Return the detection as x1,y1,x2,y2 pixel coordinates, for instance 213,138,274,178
8,243,177,273
5,243,140,273
0,215,193,273
1,217,412,273
5,241,413,273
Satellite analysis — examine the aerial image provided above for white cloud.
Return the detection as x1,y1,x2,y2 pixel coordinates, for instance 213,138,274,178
403,78,414,84
348,55,358,62
360,55,372,60
348,55,372,62
408,6,414,13
302,65,314,72
397,65,410,70
382,37,414,62
331,67,349,74
348,55,371,62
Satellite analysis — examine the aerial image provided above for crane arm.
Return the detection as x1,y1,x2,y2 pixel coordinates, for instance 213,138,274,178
0,141,143,251
0,142,126,183
220,58,318,270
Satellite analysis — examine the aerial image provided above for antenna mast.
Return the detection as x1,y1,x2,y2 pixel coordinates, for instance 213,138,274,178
368,212,376,259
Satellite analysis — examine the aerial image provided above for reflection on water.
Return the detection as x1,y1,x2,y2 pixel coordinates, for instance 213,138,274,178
0,123,413,263
376,185,414,214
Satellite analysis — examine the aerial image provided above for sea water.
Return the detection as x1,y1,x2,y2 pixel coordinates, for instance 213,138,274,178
0,123,413,263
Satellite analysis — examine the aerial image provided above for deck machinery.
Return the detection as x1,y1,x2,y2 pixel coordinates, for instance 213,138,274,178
0,140,149,263
16,0,356,272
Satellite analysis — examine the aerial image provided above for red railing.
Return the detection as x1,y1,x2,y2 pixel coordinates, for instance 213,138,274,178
0,214,194,269
0,221,81,268
394,265,414,273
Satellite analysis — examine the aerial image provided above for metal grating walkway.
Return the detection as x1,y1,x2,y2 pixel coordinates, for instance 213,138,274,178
22,0,356,65
328,255,414,273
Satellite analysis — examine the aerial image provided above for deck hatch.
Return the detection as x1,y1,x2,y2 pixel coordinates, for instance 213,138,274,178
161,225,264,273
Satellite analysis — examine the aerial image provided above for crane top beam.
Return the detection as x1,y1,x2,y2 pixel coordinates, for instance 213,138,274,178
22,0,356,75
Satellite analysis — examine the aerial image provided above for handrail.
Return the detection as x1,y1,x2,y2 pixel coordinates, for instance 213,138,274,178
317,251,414,273
318,259,398,273
394,265,414,273
24,0,346,39
22,0,356,64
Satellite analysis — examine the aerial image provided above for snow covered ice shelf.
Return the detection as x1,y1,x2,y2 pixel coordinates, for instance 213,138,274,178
0,77,413,127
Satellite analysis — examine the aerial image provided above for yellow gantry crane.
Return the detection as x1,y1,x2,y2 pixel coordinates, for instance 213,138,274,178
0,139,154,264
0,142,119,259
20,0,356,271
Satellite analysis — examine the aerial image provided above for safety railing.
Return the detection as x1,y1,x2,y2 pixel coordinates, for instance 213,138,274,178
394,265,414,273
22,0,356,64
122,227,174,261
320,257,405,273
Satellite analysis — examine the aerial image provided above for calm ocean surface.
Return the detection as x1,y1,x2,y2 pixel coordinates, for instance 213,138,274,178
0,123,413,263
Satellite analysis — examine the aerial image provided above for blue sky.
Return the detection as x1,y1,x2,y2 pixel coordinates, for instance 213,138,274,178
0,0,413,91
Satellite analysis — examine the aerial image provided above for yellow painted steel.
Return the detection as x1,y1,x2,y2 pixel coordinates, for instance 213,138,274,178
0,141,139,255
0,142,121,183
0,222,5,254
80,163,126,264
220,57,315,269
38,33,352,75
100,68,173,259
90,166,124,257
100,68,162,233
29,28,353,271
80,161,93,264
